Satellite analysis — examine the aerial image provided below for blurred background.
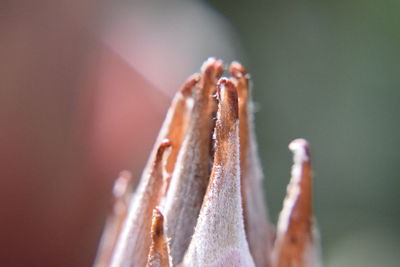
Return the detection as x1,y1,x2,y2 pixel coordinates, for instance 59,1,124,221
1,0,399,266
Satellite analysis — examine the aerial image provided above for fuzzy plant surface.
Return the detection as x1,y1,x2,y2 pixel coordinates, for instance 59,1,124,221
94,58,322,267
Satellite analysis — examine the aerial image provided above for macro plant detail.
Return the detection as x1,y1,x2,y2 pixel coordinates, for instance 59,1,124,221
94,58,322,267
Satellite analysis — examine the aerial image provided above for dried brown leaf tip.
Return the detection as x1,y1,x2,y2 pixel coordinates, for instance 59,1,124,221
95,58,322,267
272,139,321,267
110,140,171,267
147,208,172,267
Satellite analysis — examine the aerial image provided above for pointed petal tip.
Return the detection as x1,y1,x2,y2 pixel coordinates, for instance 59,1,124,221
147,208,171,267
217,78,239,120
289,138,310,162
201,57,224,78
160,138,172,147
156,139,172,160
271,139,317,267
180,73,200,97
229,61,247,78
289,138,309,149
151,207,164,236
229,61,251,97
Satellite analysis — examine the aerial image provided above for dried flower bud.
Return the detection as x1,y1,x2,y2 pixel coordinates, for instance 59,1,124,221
95,59,322,267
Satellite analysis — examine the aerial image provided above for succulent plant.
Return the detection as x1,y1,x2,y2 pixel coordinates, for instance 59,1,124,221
94,58,322,267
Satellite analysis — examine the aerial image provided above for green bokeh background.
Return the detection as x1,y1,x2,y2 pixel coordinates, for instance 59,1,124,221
206,0,400,266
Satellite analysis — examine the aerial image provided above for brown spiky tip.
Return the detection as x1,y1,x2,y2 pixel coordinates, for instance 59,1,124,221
200,57,224,78
217,78,239,121
147,208,171,267
272,138,316,267
156,139,172,161
229,61,247,78
150,208,164,242
229,61,250,94
279,138,312,236
289,138,311,162
180,73,200,97
109,138,173,267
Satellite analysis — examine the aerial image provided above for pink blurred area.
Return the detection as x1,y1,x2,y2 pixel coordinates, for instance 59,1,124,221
0,36,168,267
0,4,167,267
0,1,238,266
